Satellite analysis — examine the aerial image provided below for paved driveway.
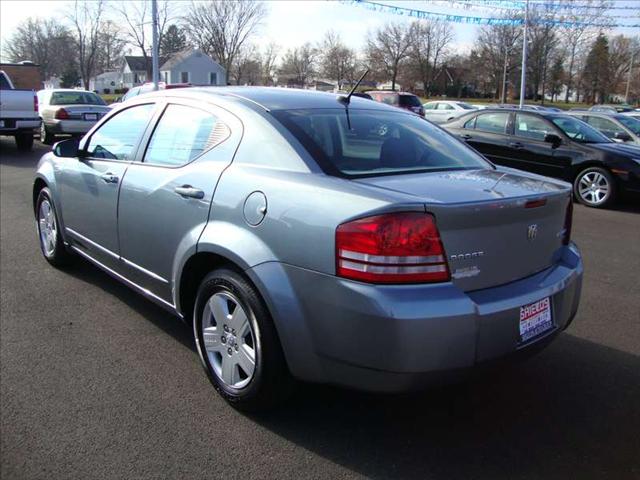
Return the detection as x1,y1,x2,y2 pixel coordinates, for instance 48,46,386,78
1,137,639,479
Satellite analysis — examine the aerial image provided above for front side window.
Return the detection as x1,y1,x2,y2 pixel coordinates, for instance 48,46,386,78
86,104,155,160
143,104,221,166
514,114,552,141
586,116,619,137
617,116,640,135
380,95,397,106
272,109,492,177
424,103,436,110
475,112,509,134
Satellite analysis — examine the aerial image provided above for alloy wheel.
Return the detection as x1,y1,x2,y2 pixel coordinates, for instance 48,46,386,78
201,291,256,389
577,171,610,206
38,199,57,257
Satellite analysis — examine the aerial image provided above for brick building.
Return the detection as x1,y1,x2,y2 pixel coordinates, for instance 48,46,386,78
0,62,43,90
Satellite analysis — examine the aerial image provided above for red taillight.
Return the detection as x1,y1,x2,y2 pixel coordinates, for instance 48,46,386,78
54,108,69,120
336,212,450,284
563,197,573,245
33,94,38,112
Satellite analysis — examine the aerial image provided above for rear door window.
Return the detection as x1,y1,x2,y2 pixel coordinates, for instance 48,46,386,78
437,103,455,110
475,112,509,134
143,104,227,167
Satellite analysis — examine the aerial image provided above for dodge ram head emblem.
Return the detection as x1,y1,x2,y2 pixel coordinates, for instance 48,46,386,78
527,224,538,241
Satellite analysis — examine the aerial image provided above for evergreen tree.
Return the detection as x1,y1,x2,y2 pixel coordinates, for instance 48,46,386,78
160,25,187,58
582,34,610,104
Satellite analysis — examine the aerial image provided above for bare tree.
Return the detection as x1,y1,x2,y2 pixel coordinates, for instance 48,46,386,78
318,31,359,89
408,20,454,96
260,42,280,86
68,0,106,90
366,23,412,91
231,44,261,85
183,1,267,76
278,43,317,87
117,0,174,78
96,21,127,73
2,18,75,79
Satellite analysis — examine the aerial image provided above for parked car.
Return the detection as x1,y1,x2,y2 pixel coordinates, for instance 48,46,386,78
422,100,475,123
37,89,110,145
0,70,40,151
623,112,640,121
568,111,640,146
34,88,583,410
443,109,640,208
366,90,425,116
116,82,192,104
589,104,635,113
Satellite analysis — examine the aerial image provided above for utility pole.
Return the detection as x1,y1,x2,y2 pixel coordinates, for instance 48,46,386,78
151,0,159,91
519,0,529,109
625,48,635,104
501,48,509,104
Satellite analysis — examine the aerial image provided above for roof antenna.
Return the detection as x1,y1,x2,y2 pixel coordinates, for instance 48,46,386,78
338,68,369,105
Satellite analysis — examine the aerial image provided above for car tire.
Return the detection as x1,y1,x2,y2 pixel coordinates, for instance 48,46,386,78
15,132,34,151
193,268,294,411
573,167,616,208
36,187,73,267
40,122,54,145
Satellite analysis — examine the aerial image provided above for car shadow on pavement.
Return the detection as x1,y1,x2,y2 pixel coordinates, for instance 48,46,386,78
250,334,640,480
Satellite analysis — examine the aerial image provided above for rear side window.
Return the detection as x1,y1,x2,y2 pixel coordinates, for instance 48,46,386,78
272,108,491,177
586,116,620,137
399,95,421,107
424,103,436,110
86,104,155,160
475,112,509,134
437,103,454,110
514,114,551,141
380,95,398,106
143,104,228,167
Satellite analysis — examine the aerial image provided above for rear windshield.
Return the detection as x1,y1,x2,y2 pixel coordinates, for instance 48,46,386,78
272,109,492,177
50,91,106,106
398,95,422,107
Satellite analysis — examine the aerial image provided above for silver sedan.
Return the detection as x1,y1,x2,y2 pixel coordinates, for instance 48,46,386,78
37,89,110,144
33,87,583,410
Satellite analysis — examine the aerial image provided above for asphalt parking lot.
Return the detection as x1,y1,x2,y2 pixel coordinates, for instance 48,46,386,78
1,136,639,480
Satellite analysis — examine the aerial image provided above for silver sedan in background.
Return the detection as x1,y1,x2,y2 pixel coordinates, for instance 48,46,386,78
37,89,110,144
422,100,476,123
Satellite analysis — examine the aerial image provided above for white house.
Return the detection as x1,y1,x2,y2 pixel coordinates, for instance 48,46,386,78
90,71,122,93
159,49,226,86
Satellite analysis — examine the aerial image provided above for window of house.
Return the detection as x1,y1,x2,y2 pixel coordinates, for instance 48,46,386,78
474,112,509,134
209,72,217,85
180,72,189,83
143,104,222,167
162,71,169,83
86,104,155,161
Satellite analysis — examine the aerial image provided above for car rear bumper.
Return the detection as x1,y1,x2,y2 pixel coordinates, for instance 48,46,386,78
0,117,40,133
247,243,583,392
46,119,97,134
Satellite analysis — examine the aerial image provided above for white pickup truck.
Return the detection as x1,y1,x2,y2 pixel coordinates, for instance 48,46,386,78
0,70,40,151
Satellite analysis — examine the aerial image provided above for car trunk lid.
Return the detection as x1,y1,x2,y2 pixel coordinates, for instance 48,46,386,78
354,168,571,291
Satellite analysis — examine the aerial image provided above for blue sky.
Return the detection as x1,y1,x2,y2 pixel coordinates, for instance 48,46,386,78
1,0,638,60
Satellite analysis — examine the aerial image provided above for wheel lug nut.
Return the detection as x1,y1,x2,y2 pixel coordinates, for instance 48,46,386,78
234,345,239,351
227,347,232,355
221,336,226,344
223,325,229,332
232,329,236,335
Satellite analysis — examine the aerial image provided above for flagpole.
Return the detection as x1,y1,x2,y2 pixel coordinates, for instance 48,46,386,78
519,0,528,108
151,0,159,91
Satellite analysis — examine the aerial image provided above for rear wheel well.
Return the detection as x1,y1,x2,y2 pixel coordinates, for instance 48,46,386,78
33,178,47,214
178,252,245,323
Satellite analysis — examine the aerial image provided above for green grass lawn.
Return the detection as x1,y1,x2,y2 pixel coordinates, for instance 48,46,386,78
99,93,121,104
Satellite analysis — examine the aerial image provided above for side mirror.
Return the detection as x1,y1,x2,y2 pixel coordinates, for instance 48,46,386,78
614,131,631,142
544,133,562,148
52,137,83,158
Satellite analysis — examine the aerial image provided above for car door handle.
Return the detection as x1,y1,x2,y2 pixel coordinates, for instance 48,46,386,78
460,134,473,140
509,142,524,149
101,172,119,184
174,185,205,199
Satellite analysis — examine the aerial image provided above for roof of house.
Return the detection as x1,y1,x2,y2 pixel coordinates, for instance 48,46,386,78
124,56,167,72
159,48,224,71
